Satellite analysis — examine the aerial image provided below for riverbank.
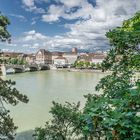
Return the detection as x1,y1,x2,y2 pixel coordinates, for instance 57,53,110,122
55,68,140,75
53,68,111,74
0,64,110,76
1,63,139,76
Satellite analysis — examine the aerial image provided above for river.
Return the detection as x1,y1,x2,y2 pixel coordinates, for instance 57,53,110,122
3,70,105,132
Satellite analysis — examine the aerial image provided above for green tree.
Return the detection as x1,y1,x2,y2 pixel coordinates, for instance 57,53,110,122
96,63,101,69
76,61,85,69
90,63,96,69
0,12,11,42
0,13,29,139
17,59,24,65
34,101,83,140
84,62,90,68
83,12,140,139
10,58,18,65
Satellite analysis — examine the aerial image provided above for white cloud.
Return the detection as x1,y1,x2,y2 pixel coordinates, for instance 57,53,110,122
22,44,30,47
63,1,94,20
42,5,65,22
42,0,94,22
23,30,48,41
31,17,40,25
6,0,140,53
57,0,84,8
31,20,36,25
44,0,140,51
57,0,139,51
25,30,36,35
10,30,84,52
9,14,27,22
30,43,40,49
22,0,45,13
22,0,34,7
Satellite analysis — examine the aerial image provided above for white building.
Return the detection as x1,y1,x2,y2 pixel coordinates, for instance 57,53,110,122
51,52,63,64
63,53,78,65
25,54,36,64
53,56,68,66
91,55,106,64
78,53,106,64
62,47,78,65
35,49,52,64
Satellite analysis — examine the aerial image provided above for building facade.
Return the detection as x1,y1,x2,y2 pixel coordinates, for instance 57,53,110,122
51,48,78,65
63,53,78,65
25,54,36,64
78,53,106,64
0,52,23,59
53,56,68,66
35,49,52,64
91,54,106,64
51,52,63,64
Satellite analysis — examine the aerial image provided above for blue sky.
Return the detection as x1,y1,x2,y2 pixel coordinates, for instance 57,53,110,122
0,0,139,53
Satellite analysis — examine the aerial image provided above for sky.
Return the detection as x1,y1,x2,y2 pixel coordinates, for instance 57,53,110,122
0,0,140,53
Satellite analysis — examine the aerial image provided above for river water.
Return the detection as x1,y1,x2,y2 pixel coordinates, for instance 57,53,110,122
3,70,105,132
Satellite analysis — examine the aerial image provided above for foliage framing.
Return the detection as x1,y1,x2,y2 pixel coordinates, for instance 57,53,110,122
83,12,140,139
0,13,29,140
0,12,11,42
34,101,83,140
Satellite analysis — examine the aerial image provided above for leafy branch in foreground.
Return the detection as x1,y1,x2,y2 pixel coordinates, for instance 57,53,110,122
0,80,28,106
0,12,29,140
83,12,140,140
34,101,84,140
0,12,11,42
0,79,29,140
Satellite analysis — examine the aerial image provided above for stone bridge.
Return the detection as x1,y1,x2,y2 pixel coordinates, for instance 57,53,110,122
38,64,50,70
0,64,50,75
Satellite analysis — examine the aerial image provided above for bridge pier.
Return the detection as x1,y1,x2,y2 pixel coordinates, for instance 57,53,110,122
1,64,7,76
14,68,24,73
0,64,24,75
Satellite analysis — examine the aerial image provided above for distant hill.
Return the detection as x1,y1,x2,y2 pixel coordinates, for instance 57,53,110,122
15,130,34,140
